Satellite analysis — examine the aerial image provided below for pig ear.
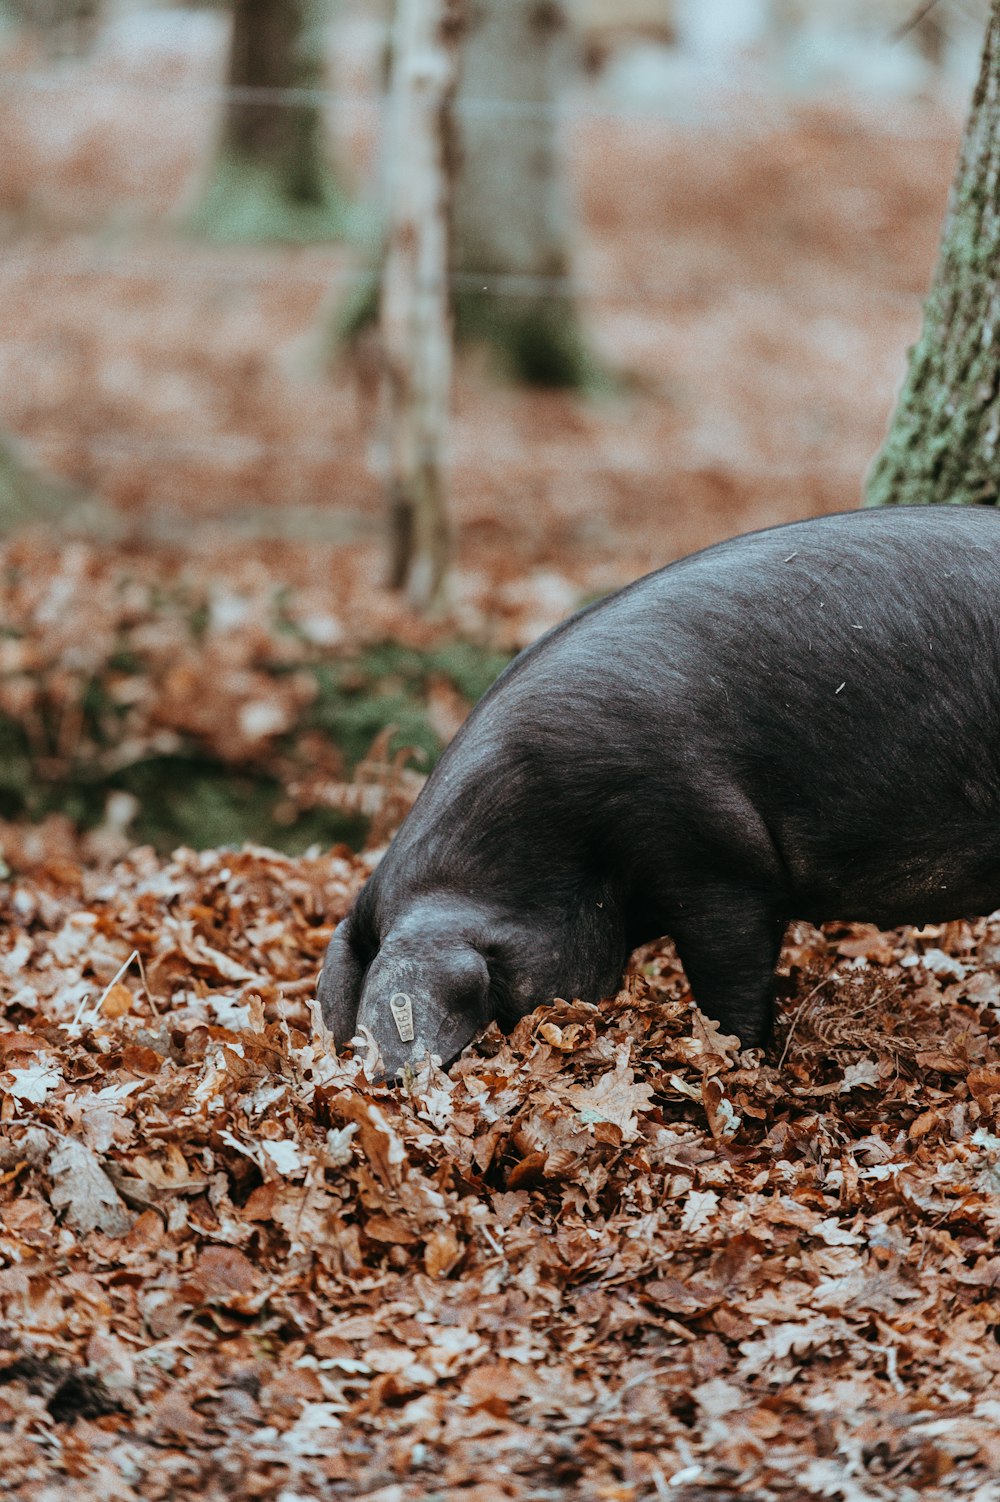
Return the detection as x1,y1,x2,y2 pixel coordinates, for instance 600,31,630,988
317,918,368,1046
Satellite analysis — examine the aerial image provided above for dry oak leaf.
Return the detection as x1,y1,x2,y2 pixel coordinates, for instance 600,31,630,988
835,925,897,965
171,922,262,982
682,1009,743,1067
840,1059,879,1091
365,1213,419,1245
680,1189,720,1234
702,1076,742,1142
3,1059,61,1103
48,1138,132,1236
565,1043,655,1142
424,1225,463,1278
334,1093,407,1188
643,1274,723,1316
99,981,132,1018
130,1144,210,1194
185,1246,263,1311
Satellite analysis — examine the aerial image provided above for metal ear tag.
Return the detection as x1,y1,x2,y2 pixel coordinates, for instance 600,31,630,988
389,992,415,1043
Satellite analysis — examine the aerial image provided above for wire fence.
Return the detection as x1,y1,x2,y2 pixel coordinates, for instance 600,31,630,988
0,47,948,506
0,67,969,137
17,431,880,488
0,254,926,311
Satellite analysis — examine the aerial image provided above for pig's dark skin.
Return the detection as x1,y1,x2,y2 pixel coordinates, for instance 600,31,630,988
318,505,1000,1076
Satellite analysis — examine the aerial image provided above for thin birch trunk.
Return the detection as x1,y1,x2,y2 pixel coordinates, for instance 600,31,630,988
379,0,462,609
866,2,1000,507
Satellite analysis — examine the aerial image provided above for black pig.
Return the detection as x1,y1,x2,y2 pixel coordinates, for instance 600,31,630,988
318,506,1000,1075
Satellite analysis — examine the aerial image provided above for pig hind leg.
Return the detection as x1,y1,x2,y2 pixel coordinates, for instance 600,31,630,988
670,885,786,1048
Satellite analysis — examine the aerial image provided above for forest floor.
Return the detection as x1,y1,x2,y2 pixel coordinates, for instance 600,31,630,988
3,13,999,1500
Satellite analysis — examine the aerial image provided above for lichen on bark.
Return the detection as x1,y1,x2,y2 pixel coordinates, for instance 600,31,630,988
866,3,1000,508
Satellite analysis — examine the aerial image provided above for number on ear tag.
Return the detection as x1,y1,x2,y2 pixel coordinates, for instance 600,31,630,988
389,991,415,1043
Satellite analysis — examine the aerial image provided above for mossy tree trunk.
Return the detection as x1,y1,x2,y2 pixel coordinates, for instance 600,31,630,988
0,436,73,532
0,435,116,538
192,0,351,244
452,0,592,387
9,0,100,58
379,0,462,610
866,1,1000,508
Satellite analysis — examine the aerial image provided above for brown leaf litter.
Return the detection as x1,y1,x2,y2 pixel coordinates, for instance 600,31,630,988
2,846,1000,1497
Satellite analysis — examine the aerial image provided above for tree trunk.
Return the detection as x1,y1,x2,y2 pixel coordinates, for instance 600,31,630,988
0,436,104,535
379,0,462,610
193,0,350,244
866,2,1000,508
452,0,591,387
9,0,100,58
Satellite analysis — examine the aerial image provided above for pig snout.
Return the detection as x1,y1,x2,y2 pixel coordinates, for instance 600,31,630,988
317,920,492,1080
353,943,491,1078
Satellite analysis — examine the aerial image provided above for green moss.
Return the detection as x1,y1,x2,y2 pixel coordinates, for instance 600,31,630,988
0,436,74,533
329,277,609,392
333,267,381,346
308,640,513,771
423,641,513,702
0,716,34,821
188,156,354,246
117,757,366,854
454,290,606,391
0,638,514,855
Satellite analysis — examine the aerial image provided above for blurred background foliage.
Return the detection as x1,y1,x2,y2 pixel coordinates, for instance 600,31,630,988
0,0,993,859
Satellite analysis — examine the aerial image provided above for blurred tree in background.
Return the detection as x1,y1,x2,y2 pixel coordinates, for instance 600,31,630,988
0,437,65,531
452,0,592,386
867,0,1000,506
7,0,100,57
340,0,592,388
0,435,105,535
192,0,352,242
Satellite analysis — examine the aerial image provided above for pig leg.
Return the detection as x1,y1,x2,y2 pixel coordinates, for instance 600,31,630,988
669,885,786,1048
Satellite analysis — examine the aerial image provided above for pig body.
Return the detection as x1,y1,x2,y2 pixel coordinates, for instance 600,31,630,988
319,506,1000,1073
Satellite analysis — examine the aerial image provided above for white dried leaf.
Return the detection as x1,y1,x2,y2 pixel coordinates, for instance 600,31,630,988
0,938,31,977
5,1059,61,1103
324,1124,358,1167
680,1189,719,1234
921,948,967,979
261,1139,306,1176
814,1217,864,1246
280,1401,344,1455
49,1138,132,1236
840,1059,879,1092
693,1377,744,1418
239,700,289,740
48,912,98,964
366,1102,406,1166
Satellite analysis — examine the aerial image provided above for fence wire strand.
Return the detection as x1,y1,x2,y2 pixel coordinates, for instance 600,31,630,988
1,254,923,311
0,45,946,486
22,429,870,482
0,68,965,139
